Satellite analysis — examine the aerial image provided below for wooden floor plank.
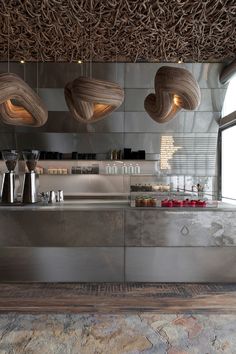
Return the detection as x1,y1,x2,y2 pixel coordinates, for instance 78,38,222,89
0,283,236,313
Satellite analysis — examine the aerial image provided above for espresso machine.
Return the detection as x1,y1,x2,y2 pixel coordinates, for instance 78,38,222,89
22,150,40,203
1,150,19,204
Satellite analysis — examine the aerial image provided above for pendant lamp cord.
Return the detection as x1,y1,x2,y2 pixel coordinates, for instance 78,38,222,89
36,43,39,94
89,0,93,79
81,21,83,76
89,16,92,78
115,31,118,82
23,61,26,81
7,14,10,73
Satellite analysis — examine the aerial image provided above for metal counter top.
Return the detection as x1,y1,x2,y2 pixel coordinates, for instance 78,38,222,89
0,200,236,211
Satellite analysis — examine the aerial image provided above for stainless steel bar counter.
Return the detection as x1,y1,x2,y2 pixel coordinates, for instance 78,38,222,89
1,201,236,282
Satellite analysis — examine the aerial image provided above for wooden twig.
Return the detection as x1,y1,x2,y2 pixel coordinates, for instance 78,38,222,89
0,0,234,62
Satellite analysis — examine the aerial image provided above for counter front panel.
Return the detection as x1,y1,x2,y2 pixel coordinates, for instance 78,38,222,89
125,209,236,247
0,204,236,282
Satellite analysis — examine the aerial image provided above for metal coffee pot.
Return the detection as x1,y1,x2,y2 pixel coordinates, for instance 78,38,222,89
48,190,56,203
22,150,40,204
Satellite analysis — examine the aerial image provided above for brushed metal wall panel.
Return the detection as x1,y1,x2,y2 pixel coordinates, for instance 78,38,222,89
124,112,219,133
39,175,127,195
126,247,236,282
88,63,125,88
37,62,125,88
1,63,223,90
125,210,236,247
187,112,220,132
0,122,15,133
2,63,125,88
125,89,151,112
192,63,224,89
38,89,68,111
83,175,126,193
0,62,25,81
0,133,16,149
21,111,124,133
16,133,124,153
198,89,227,112
0,247,124,282
124,133,161,153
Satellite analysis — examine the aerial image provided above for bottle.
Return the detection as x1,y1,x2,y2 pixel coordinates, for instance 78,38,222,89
109,150,113,160
105,164,112,174
122,164,128,174
112,150,118,160
128,164,134,174
134,164,140,174
48,190,56,204
117,150,122,160
111,164,118,174
57,190,64,202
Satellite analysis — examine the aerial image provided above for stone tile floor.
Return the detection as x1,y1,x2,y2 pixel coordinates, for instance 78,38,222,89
0,313,235,353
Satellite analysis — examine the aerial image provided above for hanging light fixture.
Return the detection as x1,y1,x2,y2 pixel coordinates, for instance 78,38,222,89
0,72,48,126
144,66,201,124
65,77,124,123
64,3,124,124
0,15,48,127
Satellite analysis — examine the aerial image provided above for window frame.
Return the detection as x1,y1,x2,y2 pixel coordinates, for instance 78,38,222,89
218,113,236,202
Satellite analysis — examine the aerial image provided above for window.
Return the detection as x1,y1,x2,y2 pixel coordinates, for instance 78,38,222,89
221,75,236,117
221,125,236,204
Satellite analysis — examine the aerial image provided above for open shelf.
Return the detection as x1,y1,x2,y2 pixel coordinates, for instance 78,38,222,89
39,173,156,176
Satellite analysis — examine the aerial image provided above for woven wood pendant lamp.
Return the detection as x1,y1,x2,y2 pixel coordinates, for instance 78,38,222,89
65,76,124,124
0,13,48,127
144,66,201,123
0,72,48,127
64,0,124,124
0,73,48,127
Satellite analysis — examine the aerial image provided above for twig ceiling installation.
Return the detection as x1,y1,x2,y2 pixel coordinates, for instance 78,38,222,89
0,0,235,62
65,77,124,123
144,66,201,124
0,73,48,126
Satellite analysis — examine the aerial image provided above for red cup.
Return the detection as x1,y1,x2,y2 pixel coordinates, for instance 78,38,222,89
173,200,183,207
161,199,173,207
196,200,206,207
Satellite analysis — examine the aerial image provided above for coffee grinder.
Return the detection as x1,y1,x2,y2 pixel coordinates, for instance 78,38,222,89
1,150,19,203
22,150,40,203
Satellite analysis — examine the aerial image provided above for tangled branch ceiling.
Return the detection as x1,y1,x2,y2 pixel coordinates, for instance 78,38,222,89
0,0,235,63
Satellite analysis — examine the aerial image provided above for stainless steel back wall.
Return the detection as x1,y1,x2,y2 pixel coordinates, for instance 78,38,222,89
0,62,225,176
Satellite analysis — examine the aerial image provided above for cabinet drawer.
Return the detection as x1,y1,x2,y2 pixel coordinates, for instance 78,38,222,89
126,247,236,282
0,247,124,282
